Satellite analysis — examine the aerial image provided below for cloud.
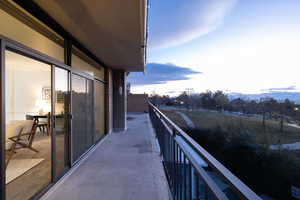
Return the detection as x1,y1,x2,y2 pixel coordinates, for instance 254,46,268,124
128,63,201,85
261,86,298,93
148,0,237,49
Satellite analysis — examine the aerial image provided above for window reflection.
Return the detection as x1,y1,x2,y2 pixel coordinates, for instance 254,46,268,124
95,81,105,142
54,67,69,177
5,51,52,200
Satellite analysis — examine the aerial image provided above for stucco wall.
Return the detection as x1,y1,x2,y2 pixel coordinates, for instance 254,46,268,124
127,94,148,113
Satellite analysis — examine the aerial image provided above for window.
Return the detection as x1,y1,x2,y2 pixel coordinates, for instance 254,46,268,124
0,6,64,62
72,47,105,80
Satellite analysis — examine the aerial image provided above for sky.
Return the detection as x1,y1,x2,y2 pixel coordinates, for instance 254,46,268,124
128,0,300,96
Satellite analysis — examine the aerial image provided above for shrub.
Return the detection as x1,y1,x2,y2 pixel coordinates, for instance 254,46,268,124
185,127,300,200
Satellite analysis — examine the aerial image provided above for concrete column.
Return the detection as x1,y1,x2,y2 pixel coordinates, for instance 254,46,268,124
105,68,113,134
112,70,127,131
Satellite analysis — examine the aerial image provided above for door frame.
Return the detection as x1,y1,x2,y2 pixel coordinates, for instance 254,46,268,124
0,37,6,200
70,71,95,165
0,35,72,200
94,79,107,144
0,34,109,200
52,66,72,182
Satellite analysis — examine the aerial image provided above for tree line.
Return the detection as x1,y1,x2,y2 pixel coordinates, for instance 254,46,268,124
149,90,300,127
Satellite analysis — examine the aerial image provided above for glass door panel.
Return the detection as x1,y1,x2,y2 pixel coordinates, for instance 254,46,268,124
94,81,105,142
71,74,94,163
54,67,69,178
5,50,52,200
86,79,94,148
71,74,87,162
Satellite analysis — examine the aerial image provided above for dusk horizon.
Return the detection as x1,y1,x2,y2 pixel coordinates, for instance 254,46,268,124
129,0,300,97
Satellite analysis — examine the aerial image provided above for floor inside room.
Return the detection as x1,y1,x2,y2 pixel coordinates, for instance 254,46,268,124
5,131,64,200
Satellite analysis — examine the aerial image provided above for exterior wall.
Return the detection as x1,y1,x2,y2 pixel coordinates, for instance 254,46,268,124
0,5,64,63
71,47,105,81
106,68,113,133
112,70,127,131
127,94,148,113
0,1,135,200
0,3,111,200
94,81,105,141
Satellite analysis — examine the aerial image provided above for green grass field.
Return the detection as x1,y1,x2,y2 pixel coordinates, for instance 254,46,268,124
161,110,188,128
162,109,300,145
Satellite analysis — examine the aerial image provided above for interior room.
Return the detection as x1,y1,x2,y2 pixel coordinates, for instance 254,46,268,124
5,50,53,200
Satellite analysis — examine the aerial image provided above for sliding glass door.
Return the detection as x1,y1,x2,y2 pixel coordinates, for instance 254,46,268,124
3,50,71,200
0,36,105,200
94,81,106,142
71,74,94,163
54,67,70,179
5,50,52,200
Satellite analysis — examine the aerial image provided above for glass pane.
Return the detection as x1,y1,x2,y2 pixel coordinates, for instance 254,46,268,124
54,67,69,177
0,8,64,62
5,50,52,200
71,74,87,162
94,81,105,142
86,79,94,148
72,47,105,80
71,75,95,163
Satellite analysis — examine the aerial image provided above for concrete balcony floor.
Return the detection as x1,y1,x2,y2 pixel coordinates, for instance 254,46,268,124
42,113,170,200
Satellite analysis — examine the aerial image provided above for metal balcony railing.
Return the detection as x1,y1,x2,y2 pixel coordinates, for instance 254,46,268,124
148,102,262,200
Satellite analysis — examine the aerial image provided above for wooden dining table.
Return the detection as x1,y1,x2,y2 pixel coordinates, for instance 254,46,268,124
26,114,64,123
26,114,65,135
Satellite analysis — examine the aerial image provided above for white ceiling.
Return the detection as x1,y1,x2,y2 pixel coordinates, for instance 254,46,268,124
34,0,147,72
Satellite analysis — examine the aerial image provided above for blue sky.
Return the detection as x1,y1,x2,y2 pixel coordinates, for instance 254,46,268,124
128,0,300,96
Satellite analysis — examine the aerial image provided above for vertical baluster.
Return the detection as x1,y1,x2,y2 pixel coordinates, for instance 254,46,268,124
195,173,199,200
164,128,166,159
170,133,173,187
183,154,187,200
165,130,167,168
169,133,172,175
168,133,171,180
168,134,172,179
163,127,166,159
177,147,180,200
204,184,208,200
168,133,171,177
186,159,191,200
177,144,180,200
167,131,169,171
172,131,176,195
191,168,195,200
179,148,182,200
174,142,178,200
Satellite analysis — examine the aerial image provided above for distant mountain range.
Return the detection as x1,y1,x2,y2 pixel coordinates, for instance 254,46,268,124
228,92,300,103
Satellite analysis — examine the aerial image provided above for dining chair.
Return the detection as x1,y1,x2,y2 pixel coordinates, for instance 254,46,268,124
36,112,50,135
26,113,51,135
5,120,38,168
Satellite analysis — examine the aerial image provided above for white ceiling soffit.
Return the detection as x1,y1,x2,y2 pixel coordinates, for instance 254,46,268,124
34,0,147,72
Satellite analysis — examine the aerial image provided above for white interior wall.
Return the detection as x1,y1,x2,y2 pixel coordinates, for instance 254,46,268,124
5,51,51,123
13,70,51,120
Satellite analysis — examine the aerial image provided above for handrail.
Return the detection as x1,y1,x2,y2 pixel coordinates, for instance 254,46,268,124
175,136,229,200
148,102,262,200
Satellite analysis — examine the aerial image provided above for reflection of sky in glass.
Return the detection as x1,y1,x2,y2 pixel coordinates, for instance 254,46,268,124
72,74,86,93
55,67,68,92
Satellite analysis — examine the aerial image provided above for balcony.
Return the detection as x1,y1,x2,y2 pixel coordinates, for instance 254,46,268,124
41,104,261,200
41,113,170,200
